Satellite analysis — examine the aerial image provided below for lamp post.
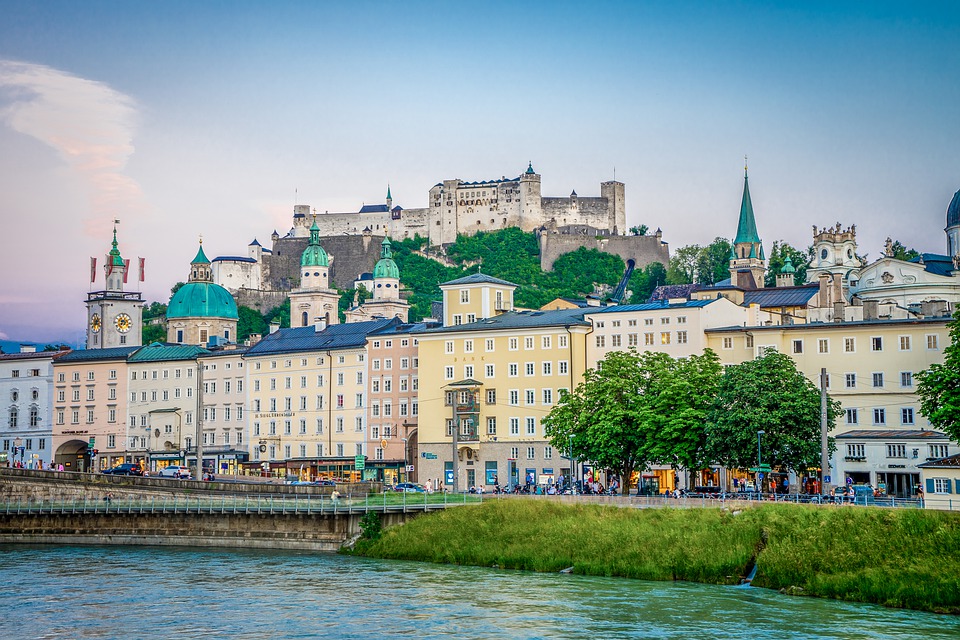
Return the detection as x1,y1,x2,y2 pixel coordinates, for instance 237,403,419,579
756,430,765,493
401,436,408,483
568,433,575,494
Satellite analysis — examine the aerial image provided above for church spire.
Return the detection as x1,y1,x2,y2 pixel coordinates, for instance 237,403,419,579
734,160,761,245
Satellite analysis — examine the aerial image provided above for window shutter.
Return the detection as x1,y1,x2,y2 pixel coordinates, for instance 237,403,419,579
926,478,935,493
955,479,960,494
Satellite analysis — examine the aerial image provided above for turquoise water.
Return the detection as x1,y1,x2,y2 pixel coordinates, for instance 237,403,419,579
4,544,957,639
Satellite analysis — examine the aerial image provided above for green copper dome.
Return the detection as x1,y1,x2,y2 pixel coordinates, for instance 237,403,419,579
167,282,239,319
373,238,400,279
781,254,796,274
192,243,210,265
301,219,329,267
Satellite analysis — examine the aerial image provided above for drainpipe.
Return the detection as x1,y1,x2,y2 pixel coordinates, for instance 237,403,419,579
196,357,204,480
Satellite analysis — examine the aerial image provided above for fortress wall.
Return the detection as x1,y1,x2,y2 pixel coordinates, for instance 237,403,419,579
539,233,671,272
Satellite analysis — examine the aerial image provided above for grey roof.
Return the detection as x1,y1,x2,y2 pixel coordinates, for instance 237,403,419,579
743,284,819,307
422,308,589,334
587,299,718,315
440,273,517,287
198,346,250,359
369,321,438,337
244,318,399,356
55,346,140,363
0,350,70,361
834,430,947,440
919,453,960,469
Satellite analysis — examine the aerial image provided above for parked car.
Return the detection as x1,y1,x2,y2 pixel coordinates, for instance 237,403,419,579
158,465,192,479
393,482,426,493
101,463,143,476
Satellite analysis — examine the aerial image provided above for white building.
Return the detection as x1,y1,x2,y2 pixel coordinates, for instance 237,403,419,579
0,347,69,467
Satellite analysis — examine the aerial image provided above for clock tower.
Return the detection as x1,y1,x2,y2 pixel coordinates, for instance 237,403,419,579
86,223,144,349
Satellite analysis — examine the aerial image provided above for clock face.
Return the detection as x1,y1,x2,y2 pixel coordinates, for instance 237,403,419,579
90,313,102,333
115,313,132,333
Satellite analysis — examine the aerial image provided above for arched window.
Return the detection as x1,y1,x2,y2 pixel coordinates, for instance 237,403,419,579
29,405,39,427
8,407,18,428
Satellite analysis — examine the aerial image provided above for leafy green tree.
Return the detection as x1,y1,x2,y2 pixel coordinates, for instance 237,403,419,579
916,311,960,443
237,305,268,341
706,350,839,478
627,262,667,303
629,225,649,236
765,241,809,287
264,298,290,329
666,244,701,284
43,343,71,352
543,349,723,495
170,282,186,297
142,324,166,344
695,238,733,286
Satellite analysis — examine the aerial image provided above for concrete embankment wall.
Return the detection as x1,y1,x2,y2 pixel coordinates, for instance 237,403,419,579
0,468,379,502
0,511,421,551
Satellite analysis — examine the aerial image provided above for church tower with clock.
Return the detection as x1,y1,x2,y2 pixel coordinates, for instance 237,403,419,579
86,224,144,349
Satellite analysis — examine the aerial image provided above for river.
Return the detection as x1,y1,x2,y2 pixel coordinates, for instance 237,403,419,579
4,544,956,639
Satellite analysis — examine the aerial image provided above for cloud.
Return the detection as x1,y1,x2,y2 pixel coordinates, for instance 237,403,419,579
0,60,144,234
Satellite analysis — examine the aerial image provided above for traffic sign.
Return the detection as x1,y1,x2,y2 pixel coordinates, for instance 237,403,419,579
354,455,365,471
422,452,438,459
757,472,764,480
824,475,831,483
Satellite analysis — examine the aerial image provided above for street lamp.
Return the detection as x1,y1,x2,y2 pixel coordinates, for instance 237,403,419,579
756,430,765,493
401,437,408,483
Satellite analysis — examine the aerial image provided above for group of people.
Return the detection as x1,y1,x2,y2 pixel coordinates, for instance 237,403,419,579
9,460,66,471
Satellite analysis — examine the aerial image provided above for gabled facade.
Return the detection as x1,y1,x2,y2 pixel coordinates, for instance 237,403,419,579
438,273,516,327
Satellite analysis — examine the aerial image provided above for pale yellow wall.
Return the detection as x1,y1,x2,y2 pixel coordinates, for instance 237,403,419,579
440,283,515,326
199,351,247,453
127,359,199,459
246,347,367,463
921,469,960,510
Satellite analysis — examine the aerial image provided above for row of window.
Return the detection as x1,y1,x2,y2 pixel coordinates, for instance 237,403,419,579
596,332,688,348
370,400,418,417
130,368,196,381
445,335,570,354
57,369,117,382
9,389,40,402
595,317,686,328
252,354,359,370
779,335,939,354
129,387,191,403
2,437,45,450
253,442,363,460
845,443,949,459
253,416,365,436
6,368,44,378
6,406,40,428
370,339,414,349
444,362,570,381
252,371,403,391
845,407,916,425
56,409,117,425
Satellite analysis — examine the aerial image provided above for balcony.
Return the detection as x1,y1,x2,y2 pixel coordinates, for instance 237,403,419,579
454,402,479,414
844,456,867,463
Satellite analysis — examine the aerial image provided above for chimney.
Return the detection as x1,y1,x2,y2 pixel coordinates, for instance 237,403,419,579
832,274,843,306
246,333,262,345
833,301,845,322
863,299,879,321
818,273,831,308
19,344,37,353
269,321,280,334
314,317,328,332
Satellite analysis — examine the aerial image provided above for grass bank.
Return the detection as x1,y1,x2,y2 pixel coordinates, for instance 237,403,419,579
349,500,960,614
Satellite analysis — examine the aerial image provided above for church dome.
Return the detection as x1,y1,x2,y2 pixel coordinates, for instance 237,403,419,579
947,189,960,228
373,238,399,279
167,282,239,319
301,244,329,267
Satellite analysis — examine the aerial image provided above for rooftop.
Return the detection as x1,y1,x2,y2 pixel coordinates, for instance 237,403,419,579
423,308,589,334
440,273,517,287
0,350,70,362
55,346,141,363
128,343,210,363
834,430,947,440
705,315,950,333
587,299,719,315
919,453,960,469
244,318,399,357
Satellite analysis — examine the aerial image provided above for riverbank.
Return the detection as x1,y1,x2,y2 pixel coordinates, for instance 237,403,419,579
350,500,960,614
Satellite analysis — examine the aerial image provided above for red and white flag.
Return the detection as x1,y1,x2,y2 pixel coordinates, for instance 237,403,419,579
123,259,131,283
139,257,145,282
90,257,97,283
105,255,113,277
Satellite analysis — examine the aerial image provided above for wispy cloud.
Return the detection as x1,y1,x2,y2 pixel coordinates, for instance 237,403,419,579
0,60,144,234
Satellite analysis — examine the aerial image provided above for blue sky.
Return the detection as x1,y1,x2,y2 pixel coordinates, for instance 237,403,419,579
1,1,959,342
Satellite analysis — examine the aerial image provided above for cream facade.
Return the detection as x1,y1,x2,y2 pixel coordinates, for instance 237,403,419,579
919,454,960,511
439,273,517,326
198,347,250,474
417,307,592,491
706,315,953,497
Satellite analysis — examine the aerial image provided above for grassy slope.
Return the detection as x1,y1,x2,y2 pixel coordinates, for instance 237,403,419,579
352,501,960,614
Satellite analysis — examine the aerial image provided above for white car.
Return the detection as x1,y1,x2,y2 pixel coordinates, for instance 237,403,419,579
158,465,192,479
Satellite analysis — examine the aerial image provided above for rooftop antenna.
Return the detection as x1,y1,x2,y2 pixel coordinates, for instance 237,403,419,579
744,154,748,177
295,188,298,205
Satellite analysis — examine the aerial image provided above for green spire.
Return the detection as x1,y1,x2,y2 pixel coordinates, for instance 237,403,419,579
734,165,762,245
108,223,125,267
781,254,796,274
386,184,392,201
192,240,210,265
525,162,535,175
301,217,329,267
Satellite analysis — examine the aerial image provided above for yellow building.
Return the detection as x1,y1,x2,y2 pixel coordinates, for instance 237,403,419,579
705,315,955,498
243,318,397,480
418,274,591,490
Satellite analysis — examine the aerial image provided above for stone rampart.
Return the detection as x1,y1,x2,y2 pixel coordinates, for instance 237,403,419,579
538,233,671,272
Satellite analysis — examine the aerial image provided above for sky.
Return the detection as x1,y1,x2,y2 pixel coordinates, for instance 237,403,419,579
1,1,959,343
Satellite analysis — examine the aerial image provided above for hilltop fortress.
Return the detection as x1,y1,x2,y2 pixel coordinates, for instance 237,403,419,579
212,164,669,309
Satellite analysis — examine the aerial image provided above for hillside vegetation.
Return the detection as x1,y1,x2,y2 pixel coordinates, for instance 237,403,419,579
351,500,960,614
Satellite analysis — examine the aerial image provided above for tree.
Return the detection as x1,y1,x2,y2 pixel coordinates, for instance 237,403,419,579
142,324,166,344
237,305,268,341
170,282,186,297
706,349,839,477
889,240,921,262
543,349,723,495
629,225,649,236
765,241,809,287
666,245,702,284
627,262,667,303
696,238,733,286
916,311,960,443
